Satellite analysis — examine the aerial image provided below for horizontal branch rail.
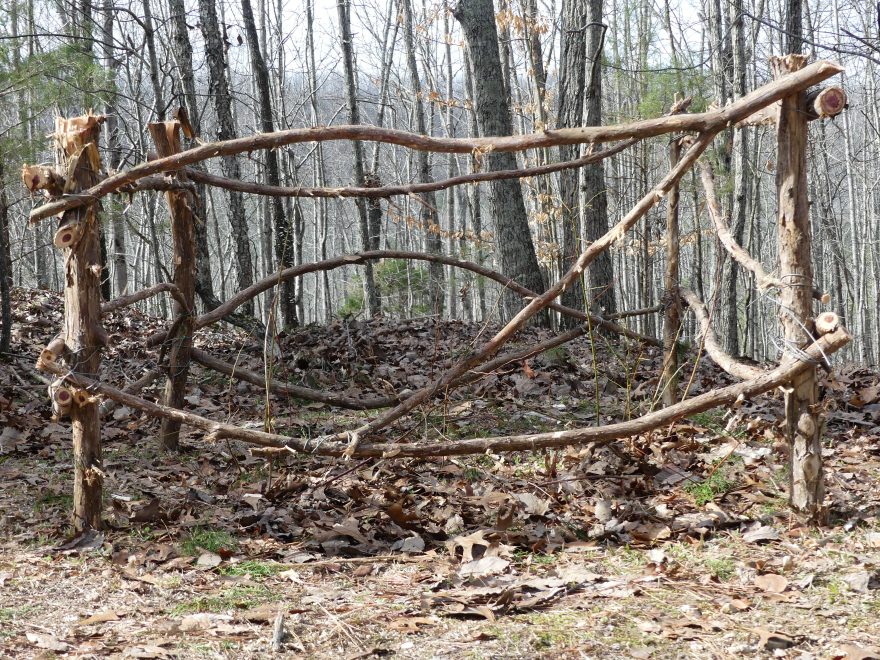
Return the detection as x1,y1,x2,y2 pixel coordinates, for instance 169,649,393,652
184,139,637,199
28,60,842,223
39,327,850,457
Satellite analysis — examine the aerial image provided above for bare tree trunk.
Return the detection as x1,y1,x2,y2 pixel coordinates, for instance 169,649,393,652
197,0,255,316
167,0,221,315
0,157,10,356
582,0,616,318
150,122,196,452
241,0,296,327
557,0,587,325
463,52,486,321
722,0,750,355
453,0,547,324
101,0,128,297
400,0,444,313
661,139,682,407
337,0,380,317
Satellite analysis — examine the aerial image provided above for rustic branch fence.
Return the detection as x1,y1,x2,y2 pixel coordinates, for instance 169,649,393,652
25,57,848,531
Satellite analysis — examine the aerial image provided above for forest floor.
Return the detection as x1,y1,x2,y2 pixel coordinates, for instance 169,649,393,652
1,288,880,659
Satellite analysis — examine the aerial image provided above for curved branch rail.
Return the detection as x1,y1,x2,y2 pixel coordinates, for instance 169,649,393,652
40,327,850,458
28,60,842,223
145,250,660,348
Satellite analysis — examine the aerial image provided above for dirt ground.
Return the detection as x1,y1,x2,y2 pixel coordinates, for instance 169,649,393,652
2,290,880,659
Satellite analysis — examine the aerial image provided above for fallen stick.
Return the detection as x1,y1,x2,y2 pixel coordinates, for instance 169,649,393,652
185,139,637,199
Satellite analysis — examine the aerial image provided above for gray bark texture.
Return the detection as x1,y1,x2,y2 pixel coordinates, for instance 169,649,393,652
453,0,548,324
197,0,255,316
241,0,297,328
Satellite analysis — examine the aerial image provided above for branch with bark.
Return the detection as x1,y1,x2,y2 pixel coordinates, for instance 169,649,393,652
698,157,827,302
37,328,850,458
27,60,843,224
144,250,659,349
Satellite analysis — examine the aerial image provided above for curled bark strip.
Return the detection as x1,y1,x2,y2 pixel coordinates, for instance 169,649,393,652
184,139,637,199
698,158,825,301
145,250,658,348
28,60,843,223
38,328,850,457
680,288,766,381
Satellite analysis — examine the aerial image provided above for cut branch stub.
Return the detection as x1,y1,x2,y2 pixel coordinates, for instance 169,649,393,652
53,222,83,250
21,165,65,197
806,86,846,119
736,84,846,127
49,379,73,417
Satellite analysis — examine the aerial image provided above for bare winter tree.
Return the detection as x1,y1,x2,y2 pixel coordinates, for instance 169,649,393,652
453,0,548,324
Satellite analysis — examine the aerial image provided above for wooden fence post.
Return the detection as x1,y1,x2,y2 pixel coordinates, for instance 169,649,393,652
56,114,106,531
148,121,196,452
774,55,824,522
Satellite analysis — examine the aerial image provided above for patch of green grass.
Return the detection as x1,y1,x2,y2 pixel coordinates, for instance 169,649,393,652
0,605,37,621
704,557,736,581
169,585,275,616
219,560,284,579
512,549,557,566
181,527,237,556
685,459,739,505
33,492,73,513
689,409,726,432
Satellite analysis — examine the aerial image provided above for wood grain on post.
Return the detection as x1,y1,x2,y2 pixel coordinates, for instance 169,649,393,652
148,121,196,452
56,114,106,532
774,55,825,521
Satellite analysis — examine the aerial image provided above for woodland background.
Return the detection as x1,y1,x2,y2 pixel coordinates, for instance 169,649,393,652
0,0,878,365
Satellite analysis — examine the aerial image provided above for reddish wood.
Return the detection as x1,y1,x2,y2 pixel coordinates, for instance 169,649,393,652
774,55,824,521
56,114,106,532
148,121,196,452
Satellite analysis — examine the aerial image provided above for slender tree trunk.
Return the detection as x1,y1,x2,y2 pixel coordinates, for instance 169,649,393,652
337,0,380,316
150,122,196,452
723,0,750,354
582,0,616,318
168,0,222,315
101,0,128,297
0,157,10,357
453,0,547,324
557,0,587,325
197,0,255,316
661,139,682,407
400,0,443,313
241,0,296,327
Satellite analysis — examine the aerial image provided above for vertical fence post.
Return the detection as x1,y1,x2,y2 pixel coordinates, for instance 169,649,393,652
148,121,196,451
774,55,824,521
56,114,106,531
